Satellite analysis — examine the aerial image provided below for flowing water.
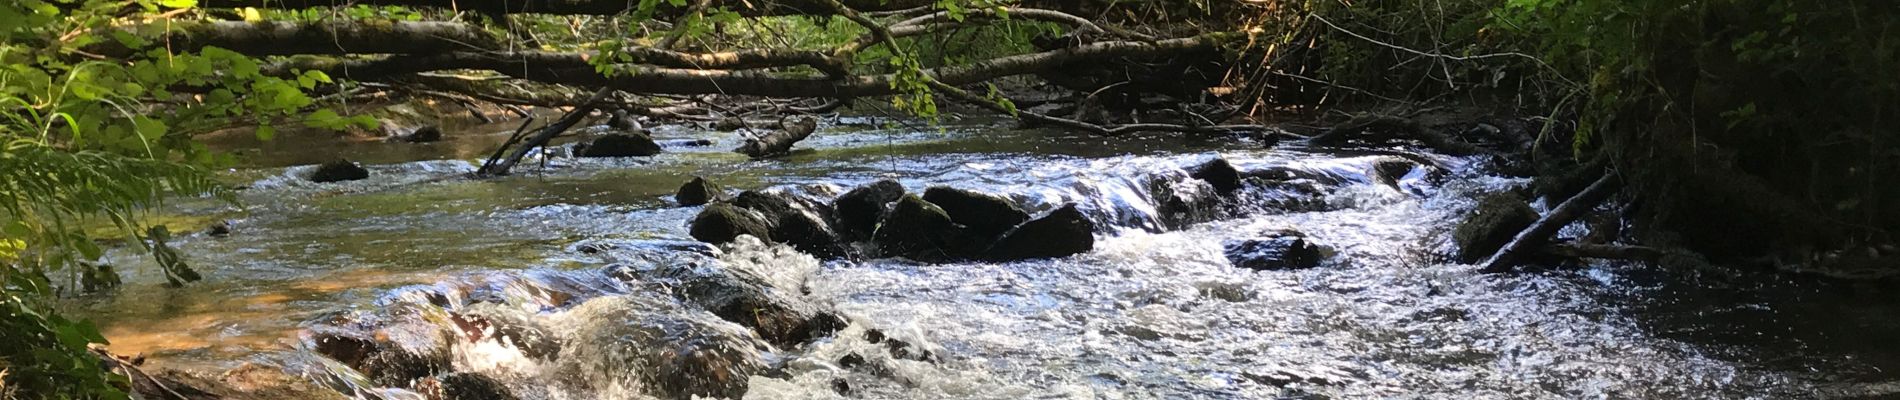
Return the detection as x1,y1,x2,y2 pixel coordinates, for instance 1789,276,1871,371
68,116,1900,399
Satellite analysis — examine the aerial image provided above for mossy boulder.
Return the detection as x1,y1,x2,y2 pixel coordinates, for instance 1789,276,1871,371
1453,192,1538,263
983,204,1096,261
833,180,905,240
1189,157,1244,194
871,194,962,262
922,186,1029,238
689,203,772,245
675,176,728,206
732,190,850,259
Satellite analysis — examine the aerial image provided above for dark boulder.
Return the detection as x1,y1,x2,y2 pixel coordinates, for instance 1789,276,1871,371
393,125,442,143
1152,178,1222,230
922,187,1030,238
1372,158,1417,189
1453,192,1538,263
862,329,936,362
1189,157,1244,194
605,258,847,348
363,349,449,388
428,373,519,400
732,190,851,259
205,221,232,237
1223,232,1324,270
983,204,1096,261
871,194,963,262
675,176,728,206
309,160,369,183
689,203,772,245
577,133,662,157
833,180,905,240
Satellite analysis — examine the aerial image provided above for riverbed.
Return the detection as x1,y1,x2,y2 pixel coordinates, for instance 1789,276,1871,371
71,116,1900,399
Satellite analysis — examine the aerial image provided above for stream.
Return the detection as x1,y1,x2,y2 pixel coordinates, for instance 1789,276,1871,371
68,116,1900,399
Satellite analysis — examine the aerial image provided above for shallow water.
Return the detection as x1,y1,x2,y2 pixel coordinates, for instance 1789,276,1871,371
70,116,1900,398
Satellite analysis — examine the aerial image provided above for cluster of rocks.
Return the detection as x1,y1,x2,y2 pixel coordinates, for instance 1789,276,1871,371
304,237,940,400
686,179,1097,263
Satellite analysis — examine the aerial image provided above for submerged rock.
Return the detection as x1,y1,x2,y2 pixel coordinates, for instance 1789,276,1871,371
1453,192,1538,263
425,373,519,400
1372,158,1417,189
1223,232,1324,270
308,331,449,388
392,125,442,143
675,177,728,206
732,191,850,259
577,133,662,157
922,186,1030,238
309,160,369,183
1153,178,1222,230
689,203,772,244
871,194,962,262
833,180,905,240
556,296,770,400
984,204,1095,261
1189,157,1244,194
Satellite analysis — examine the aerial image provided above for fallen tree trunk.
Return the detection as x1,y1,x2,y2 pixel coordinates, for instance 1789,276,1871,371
1481,174,1622,273
270,34,1232,98
735,116,818,158
196,0,935,17
1541,243,1664,262
89,21,502,57
263,47,848,80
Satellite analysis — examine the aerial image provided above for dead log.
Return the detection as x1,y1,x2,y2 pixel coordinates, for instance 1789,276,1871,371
89,21,501,57
196,0,935,17
1540,243,1664,262
272,35,1231,98
736,116,819,159
478,88,615,176
1480,174,1622,273
263,47,848,80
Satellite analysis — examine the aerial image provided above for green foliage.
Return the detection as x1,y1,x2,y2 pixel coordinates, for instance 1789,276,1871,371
1293,0,1900,255
0,0,357,396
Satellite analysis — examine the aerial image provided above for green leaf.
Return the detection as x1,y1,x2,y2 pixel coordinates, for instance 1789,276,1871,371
158,0,196,9
255,124,275,141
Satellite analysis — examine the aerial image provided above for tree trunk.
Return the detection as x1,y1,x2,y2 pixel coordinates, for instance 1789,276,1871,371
735,116,818,159
90,21,501,57
1481,174,1622,273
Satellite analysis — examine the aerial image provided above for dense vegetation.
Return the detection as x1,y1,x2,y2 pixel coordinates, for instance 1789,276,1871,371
2,0,1896,396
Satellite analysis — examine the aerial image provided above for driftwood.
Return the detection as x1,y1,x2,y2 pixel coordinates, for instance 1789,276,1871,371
477,88,614,176
736,116,819,159
1305,114,1484,156
1481,174,1622,273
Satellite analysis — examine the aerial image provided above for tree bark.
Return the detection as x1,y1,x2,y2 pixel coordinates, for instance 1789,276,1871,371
270,34,1232,98
197,0,935,17
735,116,818,159
90,21,502,57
